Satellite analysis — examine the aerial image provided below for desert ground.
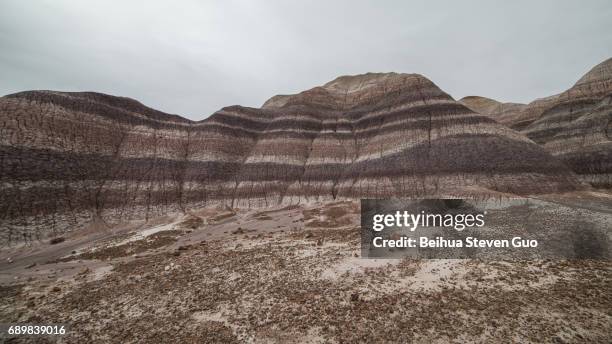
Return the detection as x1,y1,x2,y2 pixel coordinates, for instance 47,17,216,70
1,193,611,343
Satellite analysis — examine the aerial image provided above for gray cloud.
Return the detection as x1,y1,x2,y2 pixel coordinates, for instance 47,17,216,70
1,0,611,120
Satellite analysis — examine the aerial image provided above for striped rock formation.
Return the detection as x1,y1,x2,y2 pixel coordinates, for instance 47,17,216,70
462,58,612,188
459,96,527,129
0,73,581,243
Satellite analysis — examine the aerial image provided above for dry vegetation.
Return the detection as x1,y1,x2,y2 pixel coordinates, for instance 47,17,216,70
0,200,610,343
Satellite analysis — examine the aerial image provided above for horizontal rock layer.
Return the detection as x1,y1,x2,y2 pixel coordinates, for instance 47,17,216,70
459,96,527,128
461,58,612,188
1,74,582,243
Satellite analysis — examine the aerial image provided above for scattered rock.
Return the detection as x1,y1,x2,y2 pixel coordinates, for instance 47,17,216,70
350,293,359,302
49,237,65,245
178,216,204,230
232,227,246,235
50,286,61,293
552,336,566,344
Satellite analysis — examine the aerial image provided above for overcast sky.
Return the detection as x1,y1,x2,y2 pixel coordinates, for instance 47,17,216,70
1,0,611,120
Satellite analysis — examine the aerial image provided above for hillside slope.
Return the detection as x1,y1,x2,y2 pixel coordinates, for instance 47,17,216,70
0,74,581,242
461,58,612,188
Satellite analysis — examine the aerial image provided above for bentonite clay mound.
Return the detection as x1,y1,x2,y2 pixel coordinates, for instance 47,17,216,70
459,96,527,128
461,58,612,189
0,73,582,243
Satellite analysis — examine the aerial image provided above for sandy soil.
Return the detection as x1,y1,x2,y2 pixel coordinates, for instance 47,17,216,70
0,197,610,343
